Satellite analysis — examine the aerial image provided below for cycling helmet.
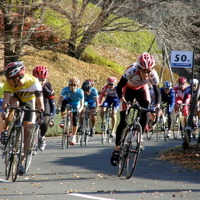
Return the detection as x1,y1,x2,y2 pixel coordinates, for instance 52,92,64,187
3,61,26,79
107,76,117,84
137,52,155,70
82,80,92,91
190,78,199,86
86,79,94,86
178,77,186,84
33,65,48,78
68,77,80,85
163,81,172,89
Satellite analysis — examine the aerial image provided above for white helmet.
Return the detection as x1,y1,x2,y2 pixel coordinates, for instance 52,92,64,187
190,79,199,86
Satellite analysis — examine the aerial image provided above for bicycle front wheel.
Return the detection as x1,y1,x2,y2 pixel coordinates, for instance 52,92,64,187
25,125,39,172
173,114,182,139
125,124,142,179
118,127,129,177
11,126,24,182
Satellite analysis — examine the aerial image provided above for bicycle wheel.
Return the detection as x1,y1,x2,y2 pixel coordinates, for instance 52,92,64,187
4,131,14,180
80,119,86,147
101,111,108,144
173,114,182,139
155,116,163,141
118,127,129,177
125,124,142,179
62,117,70,149
25,125,39,172
11,126,24,182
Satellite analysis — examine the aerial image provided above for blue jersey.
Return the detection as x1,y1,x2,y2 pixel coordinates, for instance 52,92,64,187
84,87,98,107
160,87,175,113
61,86,84,108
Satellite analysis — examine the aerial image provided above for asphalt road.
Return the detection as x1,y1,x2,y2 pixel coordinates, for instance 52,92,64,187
0,135,200,200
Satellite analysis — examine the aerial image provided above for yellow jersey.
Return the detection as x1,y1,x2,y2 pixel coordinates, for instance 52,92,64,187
4,74,42,102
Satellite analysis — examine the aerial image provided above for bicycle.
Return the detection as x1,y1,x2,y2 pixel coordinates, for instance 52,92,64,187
59,104,76,149
100,105,113,144
2,105,41,182
25,112,51,173
154,105,168,141
79,104,91,147
118,102,155,179
172,103,187,139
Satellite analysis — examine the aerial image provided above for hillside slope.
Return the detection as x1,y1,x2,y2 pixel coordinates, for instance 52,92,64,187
22,50,124,98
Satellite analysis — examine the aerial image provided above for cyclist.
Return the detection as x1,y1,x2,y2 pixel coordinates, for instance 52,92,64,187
80,80,99,137
0,61,44,175
185,78,200,127
99,76,120,138
110,52,161,166
57,77,84,145
32,65,56,151
160,81,175,137
174,77,190,125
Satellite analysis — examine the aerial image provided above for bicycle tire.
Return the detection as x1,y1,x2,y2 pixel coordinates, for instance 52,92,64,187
62,116,71,149
4,131,14,180
25,125,39,172
118,127,129,177
126,124,142,179
11,126,24,182
173,114,181,139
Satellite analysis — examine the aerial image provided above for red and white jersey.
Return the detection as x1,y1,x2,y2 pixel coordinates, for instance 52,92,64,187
174,84,188,100
123,63,159,90
99,85,118,104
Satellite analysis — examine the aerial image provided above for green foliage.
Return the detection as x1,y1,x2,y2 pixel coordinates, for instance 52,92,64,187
83,48,124,74
95,29,157,54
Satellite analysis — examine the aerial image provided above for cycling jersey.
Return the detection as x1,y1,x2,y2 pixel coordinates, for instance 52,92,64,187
84,87,98,107
160,87,175,113
174,84,190,117
99,85,118,104
99,85,119,110
61,86,84,108
4,74,42,102
123,64,159,90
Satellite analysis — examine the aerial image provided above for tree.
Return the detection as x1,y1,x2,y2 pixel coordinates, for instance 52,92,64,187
47,0,167,59
142,0,200,79
0,0,48,64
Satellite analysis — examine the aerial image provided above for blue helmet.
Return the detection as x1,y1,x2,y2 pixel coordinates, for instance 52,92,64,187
163,81,172,89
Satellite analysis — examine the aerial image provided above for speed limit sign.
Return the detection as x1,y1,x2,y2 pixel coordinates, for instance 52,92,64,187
170,51,193,68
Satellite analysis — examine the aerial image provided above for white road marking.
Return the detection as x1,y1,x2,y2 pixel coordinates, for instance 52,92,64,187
0,179,12,183
68,193,118,200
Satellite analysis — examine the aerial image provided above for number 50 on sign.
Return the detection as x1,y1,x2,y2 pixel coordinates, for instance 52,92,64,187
170,51,193,68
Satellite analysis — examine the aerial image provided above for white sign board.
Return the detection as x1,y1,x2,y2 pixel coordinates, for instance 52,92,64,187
170,51,193,68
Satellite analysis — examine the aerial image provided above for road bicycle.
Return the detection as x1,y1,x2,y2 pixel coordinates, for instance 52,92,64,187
154,105,168,141
2,105,41,182
118,103,155,179
60,104,76,149
172,103,187,139
100,105,113,144
80,104,91,147
25,112,51,172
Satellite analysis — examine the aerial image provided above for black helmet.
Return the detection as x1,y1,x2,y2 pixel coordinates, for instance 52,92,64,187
82,80,92,91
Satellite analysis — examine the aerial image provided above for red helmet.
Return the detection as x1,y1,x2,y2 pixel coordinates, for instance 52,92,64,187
3,61,26,79
86,79,94,86
178,77,186,84
107,76,117,84
69,77,80,85
137,52,155,70
33,65,48,78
